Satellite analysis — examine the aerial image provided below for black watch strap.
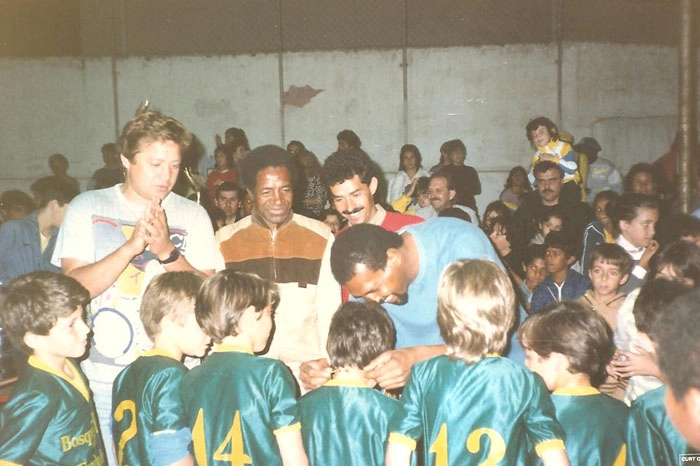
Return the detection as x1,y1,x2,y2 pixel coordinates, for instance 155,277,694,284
158,248,181,265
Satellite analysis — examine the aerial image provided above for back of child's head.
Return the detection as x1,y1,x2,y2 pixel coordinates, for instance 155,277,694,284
651,289,700,401
523,244,546,266
140,271,205,340
0,271,89,354
326,301,396,370
544,230,578,261
518,301,614,386
195,270,279,343
632,278,692,337
649,240,700,286
589,243,633,278
437,259,515,364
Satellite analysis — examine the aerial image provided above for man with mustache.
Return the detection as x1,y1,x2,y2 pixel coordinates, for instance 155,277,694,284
510,160,594,255
320,148,422,231
300,219,503,391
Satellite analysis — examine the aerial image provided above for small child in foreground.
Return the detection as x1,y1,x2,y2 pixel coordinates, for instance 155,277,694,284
385,259,569,466
0,271,106,465
299,301,399,465
519,301,628,465
181,270,309,466
111,271,211,466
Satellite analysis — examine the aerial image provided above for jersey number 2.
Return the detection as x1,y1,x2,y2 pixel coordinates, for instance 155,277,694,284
429,424,506,466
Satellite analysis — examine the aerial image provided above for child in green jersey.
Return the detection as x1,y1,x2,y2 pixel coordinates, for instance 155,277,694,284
300,301,399,466
111,271,210,466
386,259,569,466
0,271,107,466
181,269,309,466
519,300,629,465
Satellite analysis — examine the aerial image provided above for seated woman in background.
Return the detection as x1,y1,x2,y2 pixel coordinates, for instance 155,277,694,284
387,144,429,206
500,165,531,210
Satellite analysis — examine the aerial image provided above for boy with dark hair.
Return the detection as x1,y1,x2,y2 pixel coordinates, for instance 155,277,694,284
652,288,700,451
111,271,210,466
530,231,590,312
181,270,309,466
579,243,632,331
386,259,569,466
299,301,398,465
0,271,106,465
0,176,78,284
624,279,693,464
520,244,547,311
518,301,628,465
336,129,361,150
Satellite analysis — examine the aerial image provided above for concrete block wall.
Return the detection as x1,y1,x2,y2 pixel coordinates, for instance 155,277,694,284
0,42,693,214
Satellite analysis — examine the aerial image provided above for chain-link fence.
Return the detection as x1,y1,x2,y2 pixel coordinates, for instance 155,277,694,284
0,0,684,58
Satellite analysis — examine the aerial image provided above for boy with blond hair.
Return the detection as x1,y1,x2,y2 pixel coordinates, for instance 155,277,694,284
181,270,309,466
111,271,211,466
519,301,628,465
300,301,398,465
0,271,106,465
386,259,569,466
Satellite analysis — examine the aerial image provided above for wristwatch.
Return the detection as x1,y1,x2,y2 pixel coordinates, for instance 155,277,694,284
158,248,181,265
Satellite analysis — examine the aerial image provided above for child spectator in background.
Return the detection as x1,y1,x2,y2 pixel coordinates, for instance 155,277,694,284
520,244,547,312
480,200,510,235
0,272,106,465
526,117,580,204
111,272,211,466
625,282,692,465
578,243,631,332
487,217,525,283
500,165,531,211
652,289,700,451
612,241,700,405
321,208,345,234
531,231,590,313
300,301,398,465
391,176,431,216
385,259,569,466
613,278,692,406
181,270,308,466
530,206,565,245
580,190,620,275
205,144,238,205
519,301,628,466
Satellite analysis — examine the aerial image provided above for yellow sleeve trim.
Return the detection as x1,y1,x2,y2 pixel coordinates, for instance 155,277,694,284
273,422,301,436
535,438,566,457
388,432,417,451
0,460,23,466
